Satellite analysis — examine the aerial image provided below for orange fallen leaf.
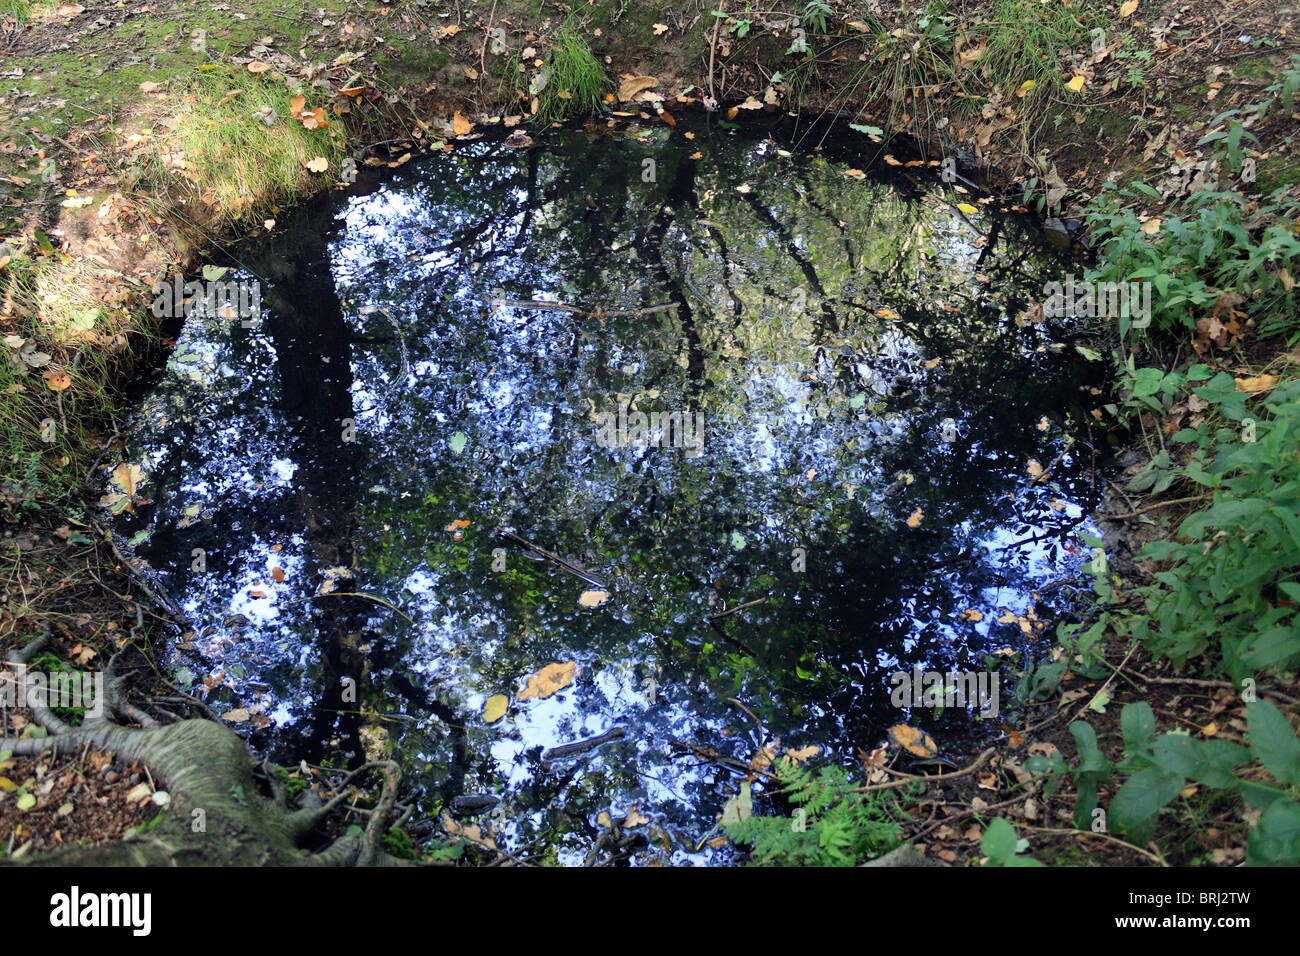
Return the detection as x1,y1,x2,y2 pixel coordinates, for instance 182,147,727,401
1234,374,1277,393
888,724,938,758
516,661,577,701
617,75,658,101
906,507,923,528
452,111,472,136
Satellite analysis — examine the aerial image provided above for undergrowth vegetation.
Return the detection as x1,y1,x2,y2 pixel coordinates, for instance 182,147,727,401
1020,57,1300,865
146,69,349,224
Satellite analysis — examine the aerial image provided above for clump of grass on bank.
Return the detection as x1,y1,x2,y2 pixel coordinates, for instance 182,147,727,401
532,22,609,125
145,68,349,225
1,250,151,499
783,0,1097,146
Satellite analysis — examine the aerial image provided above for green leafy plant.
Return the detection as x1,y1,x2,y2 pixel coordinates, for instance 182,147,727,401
1127,377,1300,680
1058,702,1300,864
532,21,609,124
980,818,1043,866
801,0,835,34
723,759,904,866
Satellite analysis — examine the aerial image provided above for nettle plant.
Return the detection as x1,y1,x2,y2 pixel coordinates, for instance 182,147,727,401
1130,376,1300,681
1049,701,1300,865
1083,57,1300,343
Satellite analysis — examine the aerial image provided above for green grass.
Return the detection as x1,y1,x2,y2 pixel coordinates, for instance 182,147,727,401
147,68,349,224
1,252,146,496
532,21,609,124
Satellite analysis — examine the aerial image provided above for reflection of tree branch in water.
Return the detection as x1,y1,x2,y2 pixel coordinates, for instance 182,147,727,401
734,189,841,340
794,164,860,271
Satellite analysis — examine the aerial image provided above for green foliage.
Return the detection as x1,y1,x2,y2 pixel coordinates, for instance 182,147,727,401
1084,58,1300,342
980,818,1042,866
723,758,903,866
532,22,608,124
1055,702,1300,864
1127,378,1300,680
383,826,417,859
801,0,835,34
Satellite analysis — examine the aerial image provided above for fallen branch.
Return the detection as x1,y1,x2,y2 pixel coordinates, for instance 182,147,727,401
853,747,996,794
499,529,606,590
1106,495,1208,521
706,597,766,621
1017,823,1168,867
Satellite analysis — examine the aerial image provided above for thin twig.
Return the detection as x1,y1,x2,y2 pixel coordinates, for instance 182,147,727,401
298,591,414,624
854,747,996,794
499,529,606,590
1107,495,1209,521
1018,824,1169,866
706,597,766,621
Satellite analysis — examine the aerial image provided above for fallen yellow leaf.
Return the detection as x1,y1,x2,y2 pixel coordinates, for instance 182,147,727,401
1120,0,1139,17
888,724,938,758
516,661,577,701
483,694,509,723
1066,75,1086,92
1235,374,1277,393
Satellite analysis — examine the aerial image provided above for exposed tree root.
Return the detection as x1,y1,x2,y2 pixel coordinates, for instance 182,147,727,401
1,635,406,866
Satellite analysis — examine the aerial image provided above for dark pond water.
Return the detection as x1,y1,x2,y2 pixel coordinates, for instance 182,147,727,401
114,118,1105,864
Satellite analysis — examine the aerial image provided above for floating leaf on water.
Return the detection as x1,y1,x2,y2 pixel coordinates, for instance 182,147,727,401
516,661,577,701
906,507,923,528
849,123,883,136
729,530,746,550
578,589,610,607
888,723,938,758
448,431,468,454
111,462,145,497
720,780,752,826
785,745,819,764
482,694,509,723
849,393,866,409
201,265,229,282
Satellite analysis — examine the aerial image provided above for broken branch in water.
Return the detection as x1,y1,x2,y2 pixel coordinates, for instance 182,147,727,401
498,528,607,590
706,597,766,621
541,726,627,763
302,591,414,624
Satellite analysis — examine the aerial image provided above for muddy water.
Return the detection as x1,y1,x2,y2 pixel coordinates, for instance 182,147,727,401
114,119,1104,863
